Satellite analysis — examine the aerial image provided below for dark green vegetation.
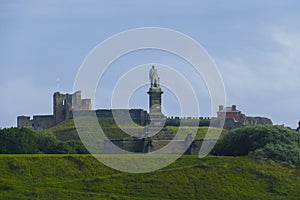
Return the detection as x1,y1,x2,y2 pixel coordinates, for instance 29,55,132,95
0,155,299,200
0,127,88,154
214,125,300,167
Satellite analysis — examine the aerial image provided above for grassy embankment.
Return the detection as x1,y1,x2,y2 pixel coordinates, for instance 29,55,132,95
0,155,299,199
1,119,299,199
50,118,227,141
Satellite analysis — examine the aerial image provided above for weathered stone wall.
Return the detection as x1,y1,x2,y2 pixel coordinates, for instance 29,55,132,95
128,109,148,126
184,140,204,155
103,139,147,154
243,116,273,126
71,109,148,125
211,115,273,130
17,115,55,130
17,116,32,128
71,91,92,110
81,99,92,110
71,110,96,118
103,138,206,155
32,115,55,130
53,92,72,124
96,109,148,125
53,91,92,125
223,118,244,130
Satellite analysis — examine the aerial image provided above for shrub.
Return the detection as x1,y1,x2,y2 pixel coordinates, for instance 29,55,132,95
214,125,300,165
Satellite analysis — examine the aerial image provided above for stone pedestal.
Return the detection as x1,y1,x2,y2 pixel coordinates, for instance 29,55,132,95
146,87,167,137
147,87,165,121
148,87,163,113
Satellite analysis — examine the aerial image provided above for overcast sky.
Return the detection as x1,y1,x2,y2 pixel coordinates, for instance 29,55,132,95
1,1,300,128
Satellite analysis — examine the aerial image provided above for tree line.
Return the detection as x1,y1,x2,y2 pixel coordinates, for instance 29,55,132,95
1,125,299,167
0,127,88,154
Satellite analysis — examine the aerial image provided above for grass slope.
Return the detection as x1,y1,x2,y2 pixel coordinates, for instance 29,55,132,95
50,118,227,141
0,155,299,200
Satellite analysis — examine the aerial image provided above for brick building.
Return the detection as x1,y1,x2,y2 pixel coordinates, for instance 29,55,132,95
217,105,242,122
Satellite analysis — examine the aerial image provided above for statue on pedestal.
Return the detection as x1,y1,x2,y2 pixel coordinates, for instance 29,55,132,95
149,65,160,88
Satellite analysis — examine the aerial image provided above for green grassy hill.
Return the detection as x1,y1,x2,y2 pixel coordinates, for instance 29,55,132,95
50,118,146,141
0,155,299,199
49,118,227,141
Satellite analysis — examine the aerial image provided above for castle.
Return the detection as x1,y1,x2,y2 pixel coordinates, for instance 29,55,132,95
17,91,148,130
17,73,272,132
17,65,276,154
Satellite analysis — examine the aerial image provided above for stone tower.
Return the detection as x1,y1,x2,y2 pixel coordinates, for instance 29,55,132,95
53,91,92,124
53,92,73,124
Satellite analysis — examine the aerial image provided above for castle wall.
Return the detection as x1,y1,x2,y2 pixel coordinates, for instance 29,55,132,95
17,115,55,130
148,140,205,154
72,91,82,108
70,109,148,126
17,116,32,128
95,109,148,125
129,109,148,125
81,99,92,110
32,115,55,130
71,110,96,118
103,139,146,154
223,118,244,130
103,139,206,155
17,90,273,131
243,116,272,126
71,91,92,110
96,109,113,117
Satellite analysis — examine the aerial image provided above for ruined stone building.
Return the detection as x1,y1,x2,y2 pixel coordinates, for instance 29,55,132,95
17,91,91,130
17,91,147,130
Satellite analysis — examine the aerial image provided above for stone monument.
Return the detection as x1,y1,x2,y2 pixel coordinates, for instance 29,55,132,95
145,66,167,138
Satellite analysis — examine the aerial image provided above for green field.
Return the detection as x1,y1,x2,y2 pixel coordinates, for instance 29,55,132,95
0,154,299,200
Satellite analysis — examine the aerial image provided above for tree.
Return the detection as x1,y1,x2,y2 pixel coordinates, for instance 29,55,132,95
65,140,89,154
0,127,39,153
214,125,300,165
35,130,58,153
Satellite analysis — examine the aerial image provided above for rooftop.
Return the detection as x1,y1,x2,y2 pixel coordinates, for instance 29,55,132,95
218,105,241,113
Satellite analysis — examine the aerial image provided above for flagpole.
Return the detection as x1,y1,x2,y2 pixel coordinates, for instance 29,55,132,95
56,78,60,91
